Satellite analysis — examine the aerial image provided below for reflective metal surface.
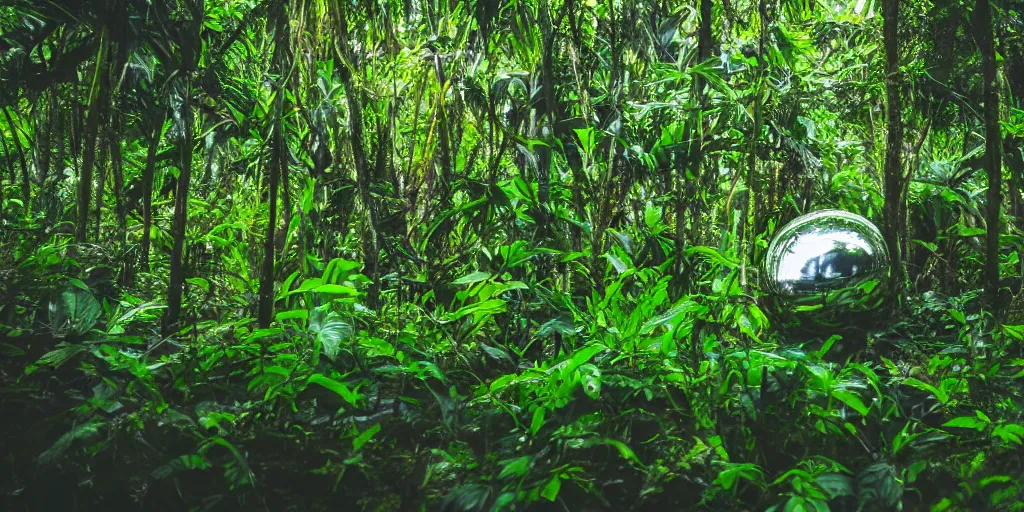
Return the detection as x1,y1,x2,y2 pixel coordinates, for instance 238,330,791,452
762,209,890,331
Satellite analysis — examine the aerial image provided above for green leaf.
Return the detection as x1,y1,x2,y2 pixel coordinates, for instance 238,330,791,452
353,423,381,451
306,374,362,406
957,224,986,237
310,309,352,360
48,288,102,337
832,389,870,416
1003,324,1024,340
912,239,938,253
452,271,491,285
38,416,106,465
198,436,255,487
903,377,949,404
541,475,561,501
815,473,855,499
498,456,531,479
574,127,596,154
943,416,986,430
530,407,545,435
108,302,165,330
489,374,517,393
948,309,966,324
322,257,363,283
492,492,516,510
263,366,291,378
187,277,211,292
152,454,211,479
442,484,490,511
566,344,605,374
315,284,359,296
992,424,1024,444
204,18,223,32
640,300,697,334
275,309,309,322
27,342,87,374
685,246,739,269
480,343,514,366
601,438,643,467
606,254,628,274
714,463,762,491
449,299,507,321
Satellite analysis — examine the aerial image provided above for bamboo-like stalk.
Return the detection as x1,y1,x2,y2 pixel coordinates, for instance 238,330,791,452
140,108,165,271
258,0,290,328
76,27,109,244
974,0,1002,307
882,0,906,300
163,24,198,335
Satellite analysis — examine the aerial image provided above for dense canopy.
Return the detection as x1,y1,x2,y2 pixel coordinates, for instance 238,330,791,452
1,0,1024,510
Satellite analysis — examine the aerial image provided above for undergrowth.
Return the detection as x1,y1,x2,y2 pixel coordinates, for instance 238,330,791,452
2,224,1023,512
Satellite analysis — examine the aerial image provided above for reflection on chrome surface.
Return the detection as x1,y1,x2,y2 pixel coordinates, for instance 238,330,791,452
762,209,890,330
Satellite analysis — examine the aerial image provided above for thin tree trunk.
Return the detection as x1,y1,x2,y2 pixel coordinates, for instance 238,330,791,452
70,82,81,182
431,64,455,248
538,3,563,206
111,113,126,245
3,108,31,203
0,127,11,202
594,0,622,286
882,0,905,298
333,5,381,309
39,88,57,186
974,0,1002,306
674,0,712,283
164,78,195,335
258,2,289,328
95,116,109,240
280,143,291,231
56,92,66,182
76,31,109,244
1006,136,1023,224
141,109,165,270
745,0,766,279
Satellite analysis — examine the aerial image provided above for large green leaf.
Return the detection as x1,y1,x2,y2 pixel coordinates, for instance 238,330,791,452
48,287,101,337
309,307,352,360
38,416,106,466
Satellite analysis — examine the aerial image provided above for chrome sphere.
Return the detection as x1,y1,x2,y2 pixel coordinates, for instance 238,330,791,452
762,209,890,331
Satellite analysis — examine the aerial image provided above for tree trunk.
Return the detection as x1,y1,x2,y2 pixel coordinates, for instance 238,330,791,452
163,78,194,335
1006,136,1022,225
333,5,381,309
974,0,1002,306
674,0,712,285
3,108,31,203
746,0,766,274
140,109,165,270
0,126,11,202
538,3,562,206
36,91,54,192
111,113,126,246
76,29,109,244
95,115,109,240
258,2,289,328
882,0,905,299
281,143,292,231
56,93,65,182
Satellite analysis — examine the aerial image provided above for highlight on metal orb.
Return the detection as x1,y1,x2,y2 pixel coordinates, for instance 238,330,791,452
761,209,891,331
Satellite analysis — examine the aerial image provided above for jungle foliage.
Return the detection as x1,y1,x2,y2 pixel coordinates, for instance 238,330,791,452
1,0,1024,510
